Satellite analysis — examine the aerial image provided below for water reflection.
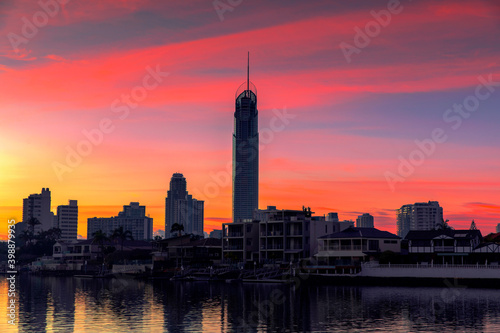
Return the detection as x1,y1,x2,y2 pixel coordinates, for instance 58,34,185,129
2,275,500,332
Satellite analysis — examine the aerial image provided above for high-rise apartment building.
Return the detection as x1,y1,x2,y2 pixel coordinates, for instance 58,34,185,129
87,202,153,240
232,53,259,222
356,213,374,228
397,201,443,238
22,187,54,232
223,206,354,264
56,200,78,240
165,173,204,238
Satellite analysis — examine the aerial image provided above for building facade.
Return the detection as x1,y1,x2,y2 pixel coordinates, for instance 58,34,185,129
56,200,78,241
315,227,401,266
22,187,54,232
153,237,222,268
397,201,443,238
165,173,204,238
356,213,374,228
405,229,482,264
222,220,260,263
232,54,259,222
258,207,312,263
222,206,356,264
209,229,222,239
87,202,153,240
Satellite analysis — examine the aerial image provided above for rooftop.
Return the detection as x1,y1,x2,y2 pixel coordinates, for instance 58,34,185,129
405,229,482,240
319,227,400,240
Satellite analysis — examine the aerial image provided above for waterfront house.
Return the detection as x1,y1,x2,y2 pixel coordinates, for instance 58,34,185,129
315,227,401,266
53,239,98,261
153,236,222,269
405,229,482,264
53,239,153,262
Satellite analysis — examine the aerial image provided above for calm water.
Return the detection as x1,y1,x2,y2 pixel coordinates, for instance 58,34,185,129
2,275,500,332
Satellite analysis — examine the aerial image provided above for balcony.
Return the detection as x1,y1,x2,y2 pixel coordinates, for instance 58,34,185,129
227,232,243,238
434,246,455,252
266,245,284,250
225,245,243,251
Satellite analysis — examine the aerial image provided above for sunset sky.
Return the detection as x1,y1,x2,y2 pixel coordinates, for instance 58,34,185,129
1,0,500,239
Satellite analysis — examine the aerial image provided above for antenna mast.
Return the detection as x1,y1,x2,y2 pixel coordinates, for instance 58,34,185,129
247,51,249,93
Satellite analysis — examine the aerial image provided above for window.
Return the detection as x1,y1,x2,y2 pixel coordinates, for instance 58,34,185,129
246,239,252,246
368,240,379,251
412,240,431,247
325,225,328,233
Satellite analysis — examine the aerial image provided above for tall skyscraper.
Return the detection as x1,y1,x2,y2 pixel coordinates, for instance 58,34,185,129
397,201,443,238
232,53,259,222
87,202,153,240
165,173,204,238
356,213,374,228
23,187,54,232
165,173,187,238
56,200,78,240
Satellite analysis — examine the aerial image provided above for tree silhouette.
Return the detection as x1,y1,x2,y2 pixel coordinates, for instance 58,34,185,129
170,223,184,237
27,217,41,233
36,228,62,242
435,219,453,230
20,217,42,246
19,229,35,247
91,230,109,261
111,226,134,252
153,235,163,251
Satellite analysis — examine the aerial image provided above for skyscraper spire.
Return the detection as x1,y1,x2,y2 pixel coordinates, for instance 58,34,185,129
233,52,258,222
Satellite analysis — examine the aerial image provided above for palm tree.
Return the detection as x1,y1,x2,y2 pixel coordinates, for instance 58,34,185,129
153,235,163,251
435,219,453,230
19,229,35,247
111,226,134,252
27,217,41,233
170,223,184,237
91,230,109,261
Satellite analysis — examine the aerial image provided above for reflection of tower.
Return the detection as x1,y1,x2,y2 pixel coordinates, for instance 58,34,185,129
232,53,259,222
49,277,76,331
